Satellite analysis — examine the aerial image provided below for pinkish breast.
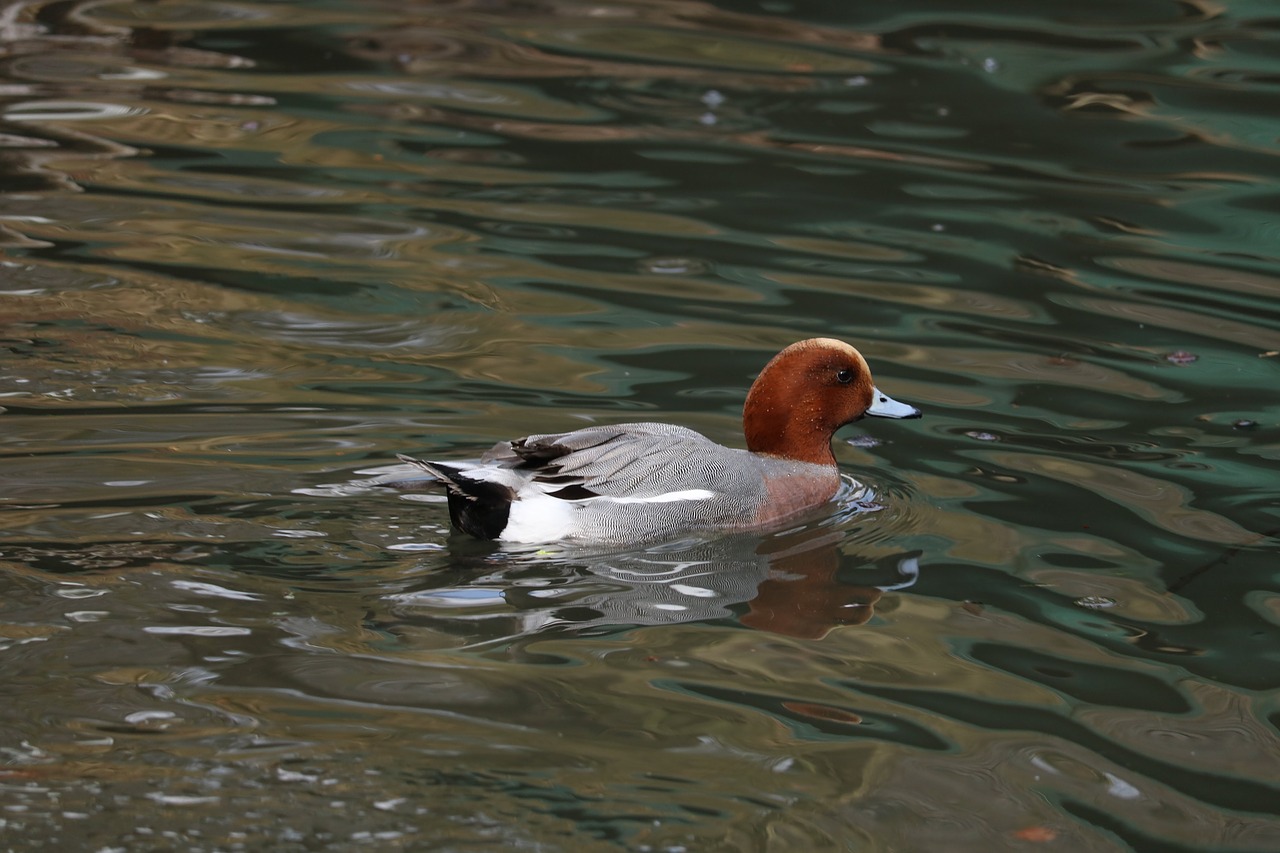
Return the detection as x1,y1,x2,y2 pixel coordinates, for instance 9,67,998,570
753,462,841,527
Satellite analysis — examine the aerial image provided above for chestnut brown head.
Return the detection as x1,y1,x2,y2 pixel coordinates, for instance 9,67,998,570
743,338,919,465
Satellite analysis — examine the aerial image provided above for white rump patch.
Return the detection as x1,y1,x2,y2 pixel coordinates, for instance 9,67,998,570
500,493,576,543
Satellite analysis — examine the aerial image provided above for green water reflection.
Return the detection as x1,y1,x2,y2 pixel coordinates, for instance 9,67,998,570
1,0,1278,850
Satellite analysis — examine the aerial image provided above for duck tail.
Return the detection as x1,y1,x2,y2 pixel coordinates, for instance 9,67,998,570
396,454,463,493
396,454,514,539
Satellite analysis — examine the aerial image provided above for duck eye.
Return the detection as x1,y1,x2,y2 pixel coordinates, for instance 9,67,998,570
836,369,854,384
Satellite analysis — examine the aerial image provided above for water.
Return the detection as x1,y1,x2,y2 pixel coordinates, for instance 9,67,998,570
2,0,1279,849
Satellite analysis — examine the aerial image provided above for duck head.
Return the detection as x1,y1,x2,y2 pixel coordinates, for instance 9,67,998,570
743,337,920,465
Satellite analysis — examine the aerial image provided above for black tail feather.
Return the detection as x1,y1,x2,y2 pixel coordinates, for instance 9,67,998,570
396,455,513,539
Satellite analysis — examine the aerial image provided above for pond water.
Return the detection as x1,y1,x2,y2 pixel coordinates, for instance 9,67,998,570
2,0,1279,849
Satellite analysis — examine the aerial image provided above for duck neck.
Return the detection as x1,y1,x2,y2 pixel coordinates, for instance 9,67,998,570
743,388,837,466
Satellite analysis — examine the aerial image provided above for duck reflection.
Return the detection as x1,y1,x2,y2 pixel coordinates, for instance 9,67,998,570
385,527,919,645
742,532,917,638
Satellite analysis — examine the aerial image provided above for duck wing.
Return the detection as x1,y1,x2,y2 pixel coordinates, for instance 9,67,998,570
504,423,738,500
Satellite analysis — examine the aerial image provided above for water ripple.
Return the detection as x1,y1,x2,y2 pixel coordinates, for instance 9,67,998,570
2,0,1279,848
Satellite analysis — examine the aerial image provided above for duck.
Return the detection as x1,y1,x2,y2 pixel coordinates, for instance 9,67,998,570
397,338,920,544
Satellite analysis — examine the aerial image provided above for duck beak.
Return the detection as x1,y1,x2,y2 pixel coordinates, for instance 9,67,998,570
866,387,921,419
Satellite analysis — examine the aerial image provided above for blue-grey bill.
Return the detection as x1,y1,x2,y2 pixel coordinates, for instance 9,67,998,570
867,386,921,419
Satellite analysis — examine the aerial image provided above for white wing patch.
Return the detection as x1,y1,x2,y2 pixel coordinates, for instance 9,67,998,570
599,489,716,505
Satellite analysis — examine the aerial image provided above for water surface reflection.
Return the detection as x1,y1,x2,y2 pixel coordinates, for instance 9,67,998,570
2,0,1280,849
383,522,920,647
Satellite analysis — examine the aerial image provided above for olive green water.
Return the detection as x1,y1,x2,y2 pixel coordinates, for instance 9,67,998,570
2,1,1279,850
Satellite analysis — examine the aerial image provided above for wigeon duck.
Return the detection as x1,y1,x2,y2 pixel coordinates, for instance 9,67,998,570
398,338,920,543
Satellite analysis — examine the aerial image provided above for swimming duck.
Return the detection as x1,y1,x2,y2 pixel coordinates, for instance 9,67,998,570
398,338,920,543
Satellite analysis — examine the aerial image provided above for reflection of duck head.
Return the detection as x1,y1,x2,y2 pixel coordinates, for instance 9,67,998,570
743,531,919,639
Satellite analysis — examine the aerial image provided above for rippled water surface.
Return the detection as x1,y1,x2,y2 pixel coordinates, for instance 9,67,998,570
3,0,1279,849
